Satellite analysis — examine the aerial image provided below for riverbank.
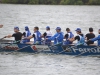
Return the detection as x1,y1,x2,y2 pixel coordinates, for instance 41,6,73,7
0,0,100,5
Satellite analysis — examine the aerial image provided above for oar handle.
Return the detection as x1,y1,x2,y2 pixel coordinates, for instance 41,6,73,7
0,36,6,40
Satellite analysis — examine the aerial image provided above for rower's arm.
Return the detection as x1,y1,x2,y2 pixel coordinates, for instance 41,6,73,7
90,35,100,41
69,37,75,42
25,35,33,39
48,34,57,40
5,35,12,38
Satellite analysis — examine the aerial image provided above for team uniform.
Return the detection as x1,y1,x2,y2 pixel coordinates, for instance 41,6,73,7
64,32,74,45
48,32,64,45
43,30,52,45
75,34,85,46
90,34,100,46
85,33,95,45
32,31,41,45
22,26,31,44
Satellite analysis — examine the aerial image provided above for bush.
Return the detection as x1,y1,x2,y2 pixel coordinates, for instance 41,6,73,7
1,0,100,5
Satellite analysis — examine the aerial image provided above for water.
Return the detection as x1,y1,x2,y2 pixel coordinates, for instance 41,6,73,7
0,4,100,75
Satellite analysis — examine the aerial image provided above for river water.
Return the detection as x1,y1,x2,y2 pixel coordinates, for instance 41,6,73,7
0,4,100,75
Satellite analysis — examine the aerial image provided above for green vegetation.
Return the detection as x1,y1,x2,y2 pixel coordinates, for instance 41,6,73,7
1,0,100,5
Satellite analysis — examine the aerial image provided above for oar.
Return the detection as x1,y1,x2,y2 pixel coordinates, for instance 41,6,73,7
5,40,45,55
0,36,6,40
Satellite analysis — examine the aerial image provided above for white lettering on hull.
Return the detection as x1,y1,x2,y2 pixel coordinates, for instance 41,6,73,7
72,47,100,53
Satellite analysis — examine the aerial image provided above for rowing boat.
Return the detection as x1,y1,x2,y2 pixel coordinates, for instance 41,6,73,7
0,40,100,56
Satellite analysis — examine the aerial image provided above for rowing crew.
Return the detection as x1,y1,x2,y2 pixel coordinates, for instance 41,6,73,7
4,26,100,46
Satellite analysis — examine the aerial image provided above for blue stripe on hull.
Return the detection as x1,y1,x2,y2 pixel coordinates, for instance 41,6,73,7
17,44,37,53
0,43,100,56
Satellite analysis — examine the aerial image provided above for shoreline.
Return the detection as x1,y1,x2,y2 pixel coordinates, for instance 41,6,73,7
0,3,100,6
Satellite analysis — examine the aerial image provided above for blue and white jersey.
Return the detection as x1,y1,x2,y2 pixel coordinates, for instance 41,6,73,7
48,32,64,45
22,26,31,43
43,31,52,45
64,32,74,45
76,34,85,45
46,31,52,38
33,31,41,44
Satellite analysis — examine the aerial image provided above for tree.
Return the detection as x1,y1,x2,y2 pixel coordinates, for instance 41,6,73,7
82,0,89,4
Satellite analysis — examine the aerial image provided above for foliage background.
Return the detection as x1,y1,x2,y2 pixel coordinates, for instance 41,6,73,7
1,0,100,5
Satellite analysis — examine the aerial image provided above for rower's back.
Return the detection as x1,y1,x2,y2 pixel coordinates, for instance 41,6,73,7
12,32,22,42
86,28,95,45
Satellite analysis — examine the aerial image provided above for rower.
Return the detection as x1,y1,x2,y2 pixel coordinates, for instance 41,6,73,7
69,28,85,46
85,27,95,45
42,26,52,45
4,26,23,43
24,26,41,45
89,29,100,46
22,26,31,44
46,27,64,45
64,28,74,45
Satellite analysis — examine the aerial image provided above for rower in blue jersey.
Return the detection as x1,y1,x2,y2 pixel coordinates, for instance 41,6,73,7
64,28,74,45
22,26,31,44
42,26,52,45
89,29,100,46
46,27,64,45
69,28,85,46
24,26,41,45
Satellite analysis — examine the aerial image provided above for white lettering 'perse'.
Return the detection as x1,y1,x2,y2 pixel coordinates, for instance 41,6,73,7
72,47,100,53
